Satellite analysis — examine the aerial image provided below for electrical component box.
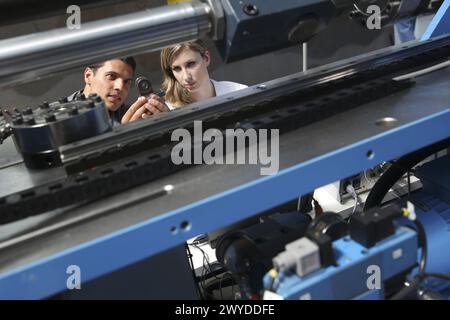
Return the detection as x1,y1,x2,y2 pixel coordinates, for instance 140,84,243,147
273,237,321,277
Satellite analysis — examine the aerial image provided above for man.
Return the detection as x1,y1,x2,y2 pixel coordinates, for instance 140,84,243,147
67,57,136,126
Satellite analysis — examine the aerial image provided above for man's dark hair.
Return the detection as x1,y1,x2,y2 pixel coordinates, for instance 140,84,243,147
88,57,137,73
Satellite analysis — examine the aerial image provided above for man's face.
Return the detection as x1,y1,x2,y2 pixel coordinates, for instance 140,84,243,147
84,60,133,112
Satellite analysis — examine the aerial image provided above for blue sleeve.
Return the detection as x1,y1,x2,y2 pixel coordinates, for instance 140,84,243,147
395,17,417,43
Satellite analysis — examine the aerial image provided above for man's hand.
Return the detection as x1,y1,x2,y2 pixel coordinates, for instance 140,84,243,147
121,94,169,124
121,96,147,124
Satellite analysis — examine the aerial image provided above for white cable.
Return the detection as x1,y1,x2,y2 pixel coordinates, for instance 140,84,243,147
364,170,370,184
346,184,359,214
407,201,417,221
393,59,450,82
302,42,308,72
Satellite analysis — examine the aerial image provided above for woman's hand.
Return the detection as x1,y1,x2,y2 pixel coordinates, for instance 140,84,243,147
144,94,169,115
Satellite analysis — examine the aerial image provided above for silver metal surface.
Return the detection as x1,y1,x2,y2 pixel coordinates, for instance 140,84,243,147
203,0,224,40
0,67,449,274
0,1,212,88
12,101,111,154
0,137,22,169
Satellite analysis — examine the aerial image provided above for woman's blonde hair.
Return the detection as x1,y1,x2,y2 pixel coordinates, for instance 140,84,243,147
161,40,209,108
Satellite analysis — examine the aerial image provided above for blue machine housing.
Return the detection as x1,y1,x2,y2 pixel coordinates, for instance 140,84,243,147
410,154,450,294
264,155,450,300
264,228,418,300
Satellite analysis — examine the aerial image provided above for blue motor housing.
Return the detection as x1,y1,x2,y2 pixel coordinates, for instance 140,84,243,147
263,154,450,299
410,154,450,293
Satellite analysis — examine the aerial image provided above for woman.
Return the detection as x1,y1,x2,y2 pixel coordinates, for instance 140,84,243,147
161,40,247,109
122,40,247,123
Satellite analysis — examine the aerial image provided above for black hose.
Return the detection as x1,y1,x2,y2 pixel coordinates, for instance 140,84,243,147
390,276,423,300
203,274,236,300
414,220,428,275
365,138,449,300
423,272,450,282
363,137,450,211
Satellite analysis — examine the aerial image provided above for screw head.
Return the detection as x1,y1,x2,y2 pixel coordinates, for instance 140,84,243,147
40,101,50,109
12,116,24,125
23,107,33,115
243,4,259,16
68,106,79,116
45,114,56,122
24,117,35,125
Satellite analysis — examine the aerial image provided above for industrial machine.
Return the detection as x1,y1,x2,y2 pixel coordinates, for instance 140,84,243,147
0,0,449,299
261,152,450,300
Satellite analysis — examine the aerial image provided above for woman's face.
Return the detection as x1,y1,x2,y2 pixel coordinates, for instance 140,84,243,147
170,48,210,94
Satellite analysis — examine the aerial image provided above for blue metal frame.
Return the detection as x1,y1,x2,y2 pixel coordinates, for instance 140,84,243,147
0,108,449,299
422,0,450,40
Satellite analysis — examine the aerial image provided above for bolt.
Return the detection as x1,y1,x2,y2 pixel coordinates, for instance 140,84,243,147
88,93,98,99
68,106,79,116
12,116,24,125
23,107,33,115
40,101,50,109
243,4,259,16
24,117,35,125
45,114,56,122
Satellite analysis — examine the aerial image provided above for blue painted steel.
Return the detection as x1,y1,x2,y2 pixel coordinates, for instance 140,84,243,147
264,228,417,300
415,153,450,203
410,155,450,293
0,109,449,299
415,203,450,293
422,0,450,40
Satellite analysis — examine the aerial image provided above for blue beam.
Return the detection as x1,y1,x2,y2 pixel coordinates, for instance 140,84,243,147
422,0,450,40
